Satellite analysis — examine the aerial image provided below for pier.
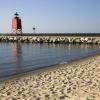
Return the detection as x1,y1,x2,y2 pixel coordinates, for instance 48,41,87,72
0,33,100,44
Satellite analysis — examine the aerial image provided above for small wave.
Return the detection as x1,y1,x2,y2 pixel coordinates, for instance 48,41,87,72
59,61,68,64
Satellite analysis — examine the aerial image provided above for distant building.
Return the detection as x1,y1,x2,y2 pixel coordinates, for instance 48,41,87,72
12,12,22,34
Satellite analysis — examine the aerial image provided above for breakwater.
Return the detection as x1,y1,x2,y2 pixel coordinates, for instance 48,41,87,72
0,33,100,44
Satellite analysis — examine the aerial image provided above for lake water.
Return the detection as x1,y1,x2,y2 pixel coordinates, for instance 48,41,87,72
0,43,100,80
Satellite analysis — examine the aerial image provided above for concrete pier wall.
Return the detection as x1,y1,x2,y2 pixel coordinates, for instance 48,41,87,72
0,33,100,44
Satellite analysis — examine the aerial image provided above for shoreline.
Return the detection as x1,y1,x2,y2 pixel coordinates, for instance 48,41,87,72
0,54,100,99
0,53,99,82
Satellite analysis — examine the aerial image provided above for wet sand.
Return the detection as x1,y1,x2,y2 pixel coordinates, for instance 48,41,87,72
0,55,100,100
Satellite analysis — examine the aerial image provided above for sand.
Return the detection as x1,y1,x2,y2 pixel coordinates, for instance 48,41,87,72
0,55,100,100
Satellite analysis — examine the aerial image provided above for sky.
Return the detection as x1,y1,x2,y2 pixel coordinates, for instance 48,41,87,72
0,0,100,33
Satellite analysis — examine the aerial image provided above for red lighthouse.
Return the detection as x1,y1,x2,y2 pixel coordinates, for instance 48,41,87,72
12,12,22,34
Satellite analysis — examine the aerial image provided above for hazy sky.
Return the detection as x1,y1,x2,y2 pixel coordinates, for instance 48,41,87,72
0,0,100,33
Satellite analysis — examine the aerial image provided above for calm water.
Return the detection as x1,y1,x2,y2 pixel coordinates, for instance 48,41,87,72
0,43,100,80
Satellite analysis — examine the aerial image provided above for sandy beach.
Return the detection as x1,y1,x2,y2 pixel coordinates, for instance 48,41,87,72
0,55,100,100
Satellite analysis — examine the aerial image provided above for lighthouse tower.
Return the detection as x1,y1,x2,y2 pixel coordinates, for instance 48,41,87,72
12,12,22,34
